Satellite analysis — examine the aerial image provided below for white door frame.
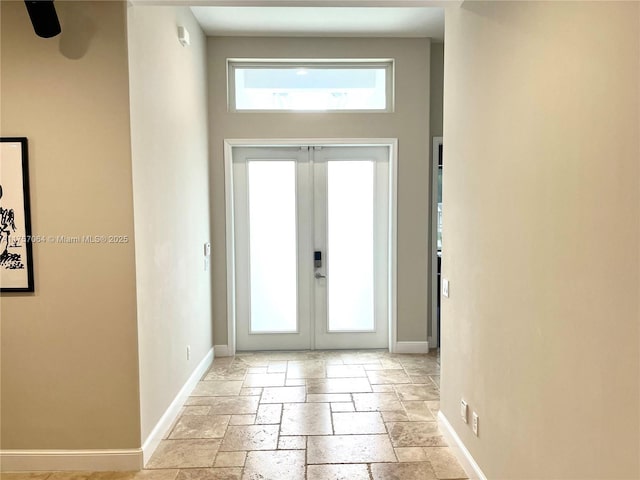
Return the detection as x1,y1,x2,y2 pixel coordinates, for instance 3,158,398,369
224,138,398,354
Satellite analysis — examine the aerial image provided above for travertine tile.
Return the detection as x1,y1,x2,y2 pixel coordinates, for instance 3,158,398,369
395,383,440,401
243,373,285,387
48,473,92,480
87,474,137,480
326,364,366,378
146,439,220,468
307,434,396,464
306,393,351,403
266,362,287,373
372,384,396,393
28,351,457,480
278,435,306,450
0,474,52,480
332,411,386,434
260,386,305,403
404,365,440,376
132,470,179,480
191,381,243,397
423,447,468,479
352,392,403,412
330,402,355,412
181,406,211,415
287,361,326,379
255,403,282,424
243,450,305,480
307,464,370,480
403,401,435,421
306,378,372,394
214,451,246,468
381,410,410,422
239,387,262,396
395,446,428,462
280,402,332,435
219,424,279,451
285,378,306,386
169,415,229,439
371,462,438,480
366,370,411,384
427,401,440,416
204,370,246,381
340,354,382,365
187,396,259,415
228,414,255,425
387,422,446,447
175,468,241,480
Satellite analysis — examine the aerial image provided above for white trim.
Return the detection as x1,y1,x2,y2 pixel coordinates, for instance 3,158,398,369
141,348,214,466
393,341,429,354
389,139,398,353
438,411,488,480
431,136,443,349
224,138,398,353
214,344,232,357
0,449,142,472
224,141,237,357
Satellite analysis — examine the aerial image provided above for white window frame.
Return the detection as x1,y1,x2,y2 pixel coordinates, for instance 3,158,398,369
227,59,395,113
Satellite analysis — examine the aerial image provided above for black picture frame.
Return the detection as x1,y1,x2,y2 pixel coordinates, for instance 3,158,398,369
1,137,35,292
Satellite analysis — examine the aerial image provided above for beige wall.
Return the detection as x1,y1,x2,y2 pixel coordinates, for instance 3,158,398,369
127,6,212,442
0,1,140,449
430,42,444,140
428,41,444,339
441,2,639,478
208,37,431,345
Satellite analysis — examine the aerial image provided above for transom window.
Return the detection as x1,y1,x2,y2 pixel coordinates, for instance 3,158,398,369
228,60,394,112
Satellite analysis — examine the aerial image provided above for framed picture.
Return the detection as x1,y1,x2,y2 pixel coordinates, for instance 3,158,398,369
1,137,34,292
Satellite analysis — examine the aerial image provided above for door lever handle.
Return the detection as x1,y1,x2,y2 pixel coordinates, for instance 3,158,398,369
315,272,326,279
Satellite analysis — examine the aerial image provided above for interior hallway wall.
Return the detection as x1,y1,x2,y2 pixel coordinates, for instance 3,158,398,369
127,6,212,443
441,2,639,478
428,41,444,341
0,1,140,449
208,36,431,346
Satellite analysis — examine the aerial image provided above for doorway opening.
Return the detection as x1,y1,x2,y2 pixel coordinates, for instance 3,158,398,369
431,136,443,348
224,139,398,353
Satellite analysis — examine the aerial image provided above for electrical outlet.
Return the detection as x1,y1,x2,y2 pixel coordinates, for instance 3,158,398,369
187,345,191,360
443,278,450,298
460,399,468,423
472,411,479,436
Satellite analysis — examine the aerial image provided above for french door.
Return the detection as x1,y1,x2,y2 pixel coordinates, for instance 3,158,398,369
232,145,390,350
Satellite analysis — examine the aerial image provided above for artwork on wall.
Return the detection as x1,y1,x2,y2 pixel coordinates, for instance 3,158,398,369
0,138,34,292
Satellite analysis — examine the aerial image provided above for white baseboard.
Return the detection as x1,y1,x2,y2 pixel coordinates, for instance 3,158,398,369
394,341,430,354
214,344,233,357
141,347,214,466
438,411,488,480
0,449,143,472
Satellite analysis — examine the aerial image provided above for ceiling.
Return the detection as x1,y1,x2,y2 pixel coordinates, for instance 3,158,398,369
190,7,445,40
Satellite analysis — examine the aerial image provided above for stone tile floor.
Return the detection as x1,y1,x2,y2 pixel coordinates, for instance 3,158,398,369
2,350,468,480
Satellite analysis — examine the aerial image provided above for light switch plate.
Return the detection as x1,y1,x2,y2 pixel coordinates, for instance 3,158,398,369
443,278,449,298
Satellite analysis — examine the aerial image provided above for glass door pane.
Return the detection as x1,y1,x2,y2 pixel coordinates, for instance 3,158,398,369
248,161,297,332
327,160,375,331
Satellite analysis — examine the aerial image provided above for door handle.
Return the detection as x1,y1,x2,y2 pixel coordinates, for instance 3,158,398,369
315,272,326,279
